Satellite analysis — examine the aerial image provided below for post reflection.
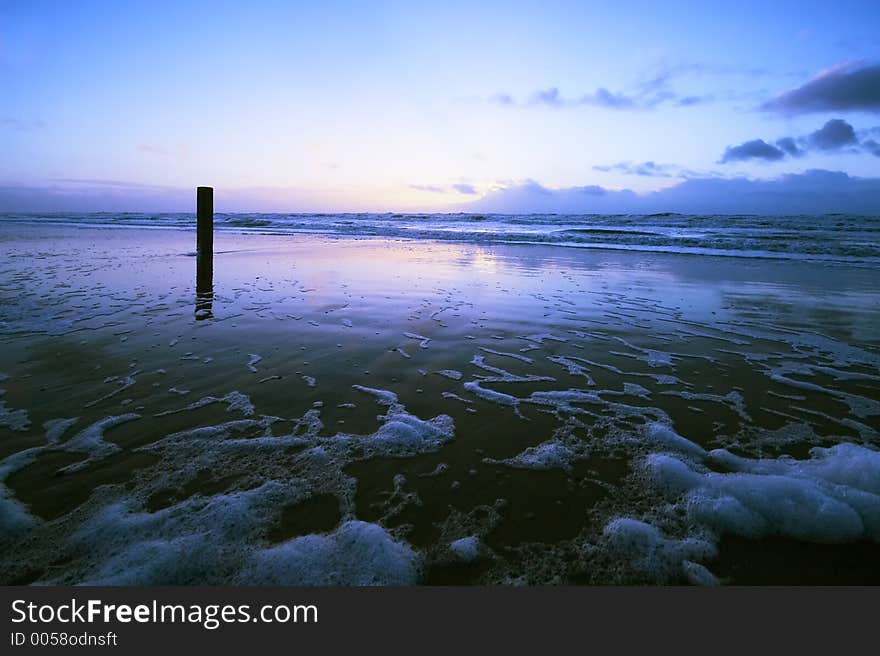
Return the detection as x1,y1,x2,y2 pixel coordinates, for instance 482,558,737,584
195,258,213,320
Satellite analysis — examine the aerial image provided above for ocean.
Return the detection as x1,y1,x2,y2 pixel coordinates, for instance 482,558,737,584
1,212,879,263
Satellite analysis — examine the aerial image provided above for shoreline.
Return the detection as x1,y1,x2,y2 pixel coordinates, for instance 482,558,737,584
2,215,878,266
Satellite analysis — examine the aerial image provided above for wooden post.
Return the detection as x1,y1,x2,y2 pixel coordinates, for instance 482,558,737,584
195,186,214,319
197,186,213,266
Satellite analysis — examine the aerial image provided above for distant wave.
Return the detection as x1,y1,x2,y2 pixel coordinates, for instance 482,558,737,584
559,228,661,236
222,217,274,228
1,212,878,264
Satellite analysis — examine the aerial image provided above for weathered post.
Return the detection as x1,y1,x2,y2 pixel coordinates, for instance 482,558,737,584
197,186,213,267
195,186,214,319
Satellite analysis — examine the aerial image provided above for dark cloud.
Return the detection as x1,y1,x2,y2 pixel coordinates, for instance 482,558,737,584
463,170,880,215
808,118,858,150
762,62,880,114
452,183,478,195
645,170,880,214
720,139,785,163
775,137,805,157
721,119,878,162
863,139,880,157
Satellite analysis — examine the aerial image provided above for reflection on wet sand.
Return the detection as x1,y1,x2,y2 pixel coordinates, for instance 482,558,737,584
0,225,878,586
195,258,213,320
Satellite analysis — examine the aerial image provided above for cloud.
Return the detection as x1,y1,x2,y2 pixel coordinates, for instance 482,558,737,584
409,184,445,193
775,137,805,158
863,139,880,157
762,62,880,114
490,64,713,111
490,61,756,112
511,86,641,109
720,139,785,163
452,183,478,195
4,172,879,215
462,170,880,215
529,87,566,107
808,118,858,150
459,179,628,213
580,88,640,109
593,161,678,178
593,161,714,179
495,86,695,110
720,119,877,163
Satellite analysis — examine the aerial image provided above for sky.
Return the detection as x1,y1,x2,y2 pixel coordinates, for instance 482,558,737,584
1,0,879,213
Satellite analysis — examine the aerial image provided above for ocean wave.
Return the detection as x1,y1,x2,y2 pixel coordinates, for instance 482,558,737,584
1,212,878,264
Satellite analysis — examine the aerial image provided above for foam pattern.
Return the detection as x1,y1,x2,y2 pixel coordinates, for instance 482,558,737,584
449,536,481,562
601,518,719,585
646,438,880,544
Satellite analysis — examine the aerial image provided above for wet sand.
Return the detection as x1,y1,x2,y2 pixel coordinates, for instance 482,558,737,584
1,224,878,585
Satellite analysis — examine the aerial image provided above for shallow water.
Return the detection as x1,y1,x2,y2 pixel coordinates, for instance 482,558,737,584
0,225,878,585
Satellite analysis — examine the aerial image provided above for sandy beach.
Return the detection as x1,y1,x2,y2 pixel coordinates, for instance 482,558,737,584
1,223,878,585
